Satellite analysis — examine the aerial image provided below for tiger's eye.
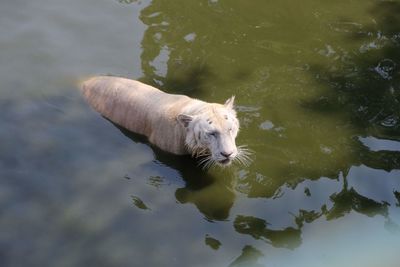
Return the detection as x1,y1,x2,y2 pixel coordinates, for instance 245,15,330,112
209,131,217,137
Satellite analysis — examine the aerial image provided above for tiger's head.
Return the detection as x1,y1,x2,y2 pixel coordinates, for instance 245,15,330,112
177,96,251,168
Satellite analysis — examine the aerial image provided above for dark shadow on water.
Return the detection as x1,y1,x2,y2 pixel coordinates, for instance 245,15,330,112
120,0,237,221
115,124,235,221
234,215,302,250
325,174,389,220
395,191,400,207
305,1,400,140
140,65,213,99
356,139,400,172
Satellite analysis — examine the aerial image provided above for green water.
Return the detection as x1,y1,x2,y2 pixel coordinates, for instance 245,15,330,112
1,0,400,266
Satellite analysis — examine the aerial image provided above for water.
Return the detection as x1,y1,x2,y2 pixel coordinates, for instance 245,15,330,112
1,0,400,266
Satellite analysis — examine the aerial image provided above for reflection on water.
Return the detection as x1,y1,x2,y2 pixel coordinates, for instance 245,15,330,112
1,0,400,266
229,245,264,267
131,195,151,210
205,235,222,250
234,215,302,249
118,127,236,222
307,1,400,138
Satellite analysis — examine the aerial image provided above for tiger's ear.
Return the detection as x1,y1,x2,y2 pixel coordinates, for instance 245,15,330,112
224,96,235,110
177,114,193,128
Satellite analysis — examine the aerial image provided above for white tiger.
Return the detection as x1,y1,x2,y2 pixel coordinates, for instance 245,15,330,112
80,76,250,167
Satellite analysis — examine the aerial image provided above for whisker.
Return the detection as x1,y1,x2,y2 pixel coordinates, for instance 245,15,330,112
234,155,248,167
233,145,254,166
191,146,210,158
197,155,215,170
203,158,217,170
237,156,251,167
198,156,211,165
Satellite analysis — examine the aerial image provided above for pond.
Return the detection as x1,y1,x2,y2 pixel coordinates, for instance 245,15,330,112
1,0,400,266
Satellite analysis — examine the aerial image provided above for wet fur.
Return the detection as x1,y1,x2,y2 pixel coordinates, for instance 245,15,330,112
80,76,251,167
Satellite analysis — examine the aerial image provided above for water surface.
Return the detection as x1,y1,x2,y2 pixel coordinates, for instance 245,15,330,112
1,0,400,266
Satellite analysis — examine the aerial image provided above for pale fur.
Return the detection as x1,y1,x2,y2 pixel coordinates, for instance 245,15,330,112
80,76,250,166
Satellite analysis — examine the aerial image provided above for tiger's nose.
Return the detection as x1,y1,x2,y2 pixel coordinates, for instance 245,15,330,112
221,151,233,158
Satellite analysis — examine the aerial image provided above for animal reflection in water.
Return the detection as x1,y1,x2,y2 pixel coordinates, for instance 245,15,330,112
118,126,236,222
80,76,251,168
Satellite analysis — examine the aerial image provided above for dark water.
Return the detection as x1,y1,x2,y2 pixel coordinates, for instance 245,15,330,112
1,0,400,266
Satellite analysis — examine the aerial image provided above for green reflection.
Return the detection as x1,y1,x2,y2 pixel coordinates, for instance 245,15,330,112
136,0,362,197
325,176,389,220
307,1,400,138
204,234,222,250
134,0,400,192
131,195,151,210
234,215,302,249
129,0,400,263
229,245,264,267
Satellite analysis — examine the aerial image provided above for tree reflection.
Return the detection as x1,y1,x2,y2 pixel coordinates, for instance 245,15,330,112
138,1,215,99
293,174,391,224
234,215,302,250
204,235,222,250
307,2,400,146
325,176,389,220
129,0,400,259
395,191,400,207
229,245,264,267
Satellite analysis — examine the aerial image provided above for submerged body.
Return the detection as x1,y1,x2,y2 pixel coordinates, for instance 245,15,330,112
81,76,250,166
